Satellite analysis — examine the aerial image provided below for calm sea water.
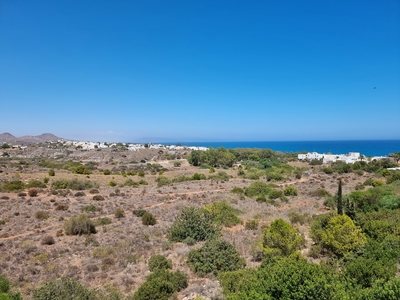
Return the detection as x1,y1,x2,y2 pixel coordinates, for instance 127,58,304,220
168,140,400,157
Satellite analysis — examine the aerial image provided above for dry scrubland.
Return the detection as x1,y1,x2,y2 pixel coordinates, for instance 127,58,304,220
0,144,399,299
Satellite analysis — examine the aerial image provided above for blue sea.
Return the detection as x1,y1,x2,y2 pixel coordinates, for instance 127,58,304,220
167,140,400,157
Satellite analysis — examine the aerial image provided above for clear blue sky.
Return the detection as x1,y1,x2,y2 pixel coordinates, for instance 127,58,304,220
1,0,399,142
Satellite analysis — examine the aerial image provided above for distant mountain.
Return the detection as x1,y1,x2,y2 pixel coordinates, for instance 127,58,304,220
0,132,62,145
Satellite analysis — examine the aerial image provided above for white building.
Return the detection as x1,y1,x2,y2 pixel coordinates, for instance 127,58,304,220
298,152,362,164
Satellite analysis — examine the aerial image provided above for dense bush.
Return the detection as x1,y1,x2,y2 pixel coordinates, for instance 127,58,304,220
132,270,188,300
64,214,96,235
263,219,304,257
148,255,172,272
219,256,346,300
357,277,400,300
187,239,245,276
202,201,241,227
356,209,400,240
168,207,218,243
311,214,367,256
33,278,93,300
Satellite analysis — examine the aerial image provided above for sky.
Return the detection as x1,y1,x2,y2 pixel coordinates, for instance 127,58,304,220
0,0,399,142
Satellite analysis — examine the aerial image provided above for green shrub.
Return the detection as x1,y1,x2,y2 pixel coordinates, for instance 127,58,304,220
26,179,46,188
33,278,93,300
168,207,218,243
311,214,367,256
52,179,98,190
219,256,346,300
103,169,111,175
82,205,97,213
156,176,171,187
358,277,400,300
283,185,297,196
132,270,188,300
142,212,156,226
64,214,96,235
188,239,245,276
0,180,24,192
48,169,55,176
263,219,304,257
0,276,10,293
192,173,206,180
148,255,172,272
203,201,241,227
288,211,311,225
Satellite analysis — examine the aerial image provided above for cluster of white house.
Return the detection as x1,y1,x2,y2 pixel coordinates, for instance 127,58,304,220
297,152,388,164
59,140,208,151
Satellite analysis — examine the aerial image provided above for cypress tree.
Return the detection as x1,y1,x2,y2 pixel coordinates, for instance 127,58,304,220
337,179,343,215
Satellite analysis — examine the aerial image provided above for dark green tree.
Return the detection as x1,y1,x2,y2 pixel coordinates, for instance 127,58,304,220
337,179,343,215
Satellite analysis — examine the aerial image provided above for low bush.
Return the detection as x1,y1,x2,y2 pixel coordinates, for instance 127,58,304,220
52,179,98,191
219,256,346,300
28,188,38,197
35,211,50,220
188,239,245,276
202,201,241,227
283,185,297,196
263,219,304,257
132,270,188,300
26,179,47,189
142,212,156,226
148,255,172,272
33,278,93,300
48,169,55,176
0,180,24,192
64,214,96,235
156,176,171,187
92,195,105,201
168,207,218,243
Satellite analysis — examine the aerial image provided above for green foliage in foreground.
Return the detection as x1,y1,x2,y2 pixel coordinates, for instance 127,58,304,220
187,239,245,276
219,256,347,300
131,270,187,300
168,207,218,243
244,181,283,201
